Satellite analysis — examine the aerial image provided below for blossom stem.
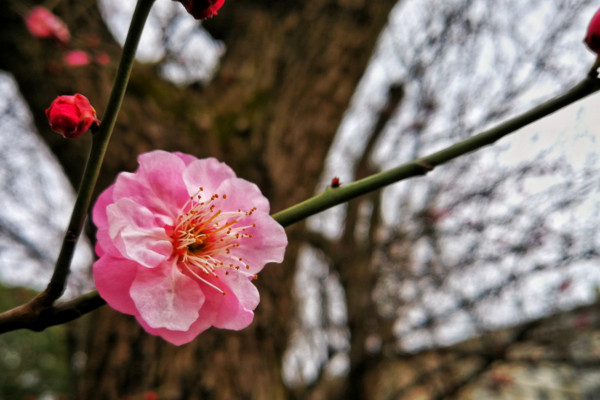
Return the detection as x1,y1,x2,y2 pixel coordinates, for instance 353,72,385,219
44,0,156,303
272,66,600,227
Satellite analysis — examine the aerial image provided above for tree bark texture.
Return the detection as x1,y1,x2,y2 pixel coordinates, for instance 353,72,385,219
0,0,397,398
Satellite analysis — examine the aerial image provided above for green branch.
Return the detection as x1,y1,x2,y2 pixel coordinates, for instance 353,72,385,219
43,0,156,303
273,66,600,227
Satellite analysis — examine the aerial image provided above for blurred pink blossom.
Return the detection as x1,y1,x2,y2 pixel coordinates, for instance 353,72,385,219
64,50,90,67
93,151,287,345
24,6,70,44
95,52,111,65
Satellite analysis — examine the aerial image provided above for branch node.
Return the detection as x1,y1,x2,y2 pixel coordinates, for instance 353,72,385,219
416,161,434,173
65,230,78,242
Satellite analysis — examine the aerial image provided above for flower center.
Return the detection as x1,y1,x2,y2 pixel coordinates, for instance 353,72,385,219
171,188,256,294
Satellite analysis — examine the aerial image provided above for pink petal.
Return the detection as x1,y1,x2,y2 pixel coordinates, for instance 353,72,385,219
229,212,287,273
94,242,104,257
95,233,122,258
221,271,260,311
217,177,270,214
93,255,138,315
93,185,116,255
135,314,213,346
130,264,205,331
138,151,190,208
182,157,236,196
107,198,172,268
112,151,190,222
114,172,176,225
92,185,115,231
173,151,198,166
201,273,258,330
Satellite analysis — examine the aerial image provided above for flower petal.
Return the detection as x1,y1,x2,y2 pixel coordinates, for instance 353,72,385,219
93,255,138,315
137,151,190,207
218,177,270,214
221,272,260,311
182,157,236,196
107,198,172,268
201,273,258,330
92,185,114,231
135,314,213,346
173,151,198,166
113,151,189,222
114,172,175,226
130,264,205,331
230,212,287,273
93,185,116,255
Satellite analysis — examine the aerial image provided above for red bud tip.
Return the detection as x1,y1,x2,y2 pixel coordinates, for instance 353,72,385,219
585,8,600,55
172,0,225,20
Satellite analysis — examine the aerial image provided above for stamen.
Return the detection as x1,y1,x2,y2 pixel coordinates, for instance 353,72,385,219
184,264,225,294
171,188,256,293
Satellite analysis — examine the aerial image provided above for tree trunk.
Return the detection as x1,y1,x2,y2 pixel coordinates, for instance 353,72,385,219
1,0,397,398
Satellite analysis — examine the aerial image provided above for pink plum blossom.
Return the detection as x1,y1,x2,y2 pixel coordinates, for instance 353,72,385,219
24,6,70,44
63,50,91,67
93,151,287,345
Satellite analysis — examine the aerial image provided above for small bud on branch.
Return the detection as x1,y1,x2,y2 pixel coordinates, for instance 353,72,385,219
45,94,100,138
172,0,225,20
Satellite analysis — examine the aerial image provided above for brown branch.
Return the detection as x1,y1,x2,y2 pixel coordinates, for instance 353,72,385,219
0,290,105,333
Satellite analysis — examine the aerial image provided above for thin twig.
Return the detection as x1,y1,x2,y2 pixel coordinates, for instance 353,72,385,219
272,63,600,227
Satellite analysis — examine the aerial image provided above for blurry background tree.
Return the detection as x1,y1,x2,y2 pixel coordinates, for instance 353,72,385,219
1,0,600,399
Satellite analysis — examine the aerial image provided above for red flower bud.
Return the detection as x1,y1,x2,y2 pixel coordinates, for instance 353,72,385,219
24,6,70,44
173,0,225,20
585,8,600,55
45,94,100,138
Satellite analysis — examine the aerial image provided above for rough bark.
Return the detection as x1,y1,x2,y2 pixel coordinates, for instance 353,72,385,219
0,0,396,398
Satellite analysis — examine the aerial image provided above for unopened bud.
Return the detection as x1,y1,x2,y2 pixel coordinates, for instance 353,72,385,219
45,94,100,139
585,8,600,55
172,0,225,20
